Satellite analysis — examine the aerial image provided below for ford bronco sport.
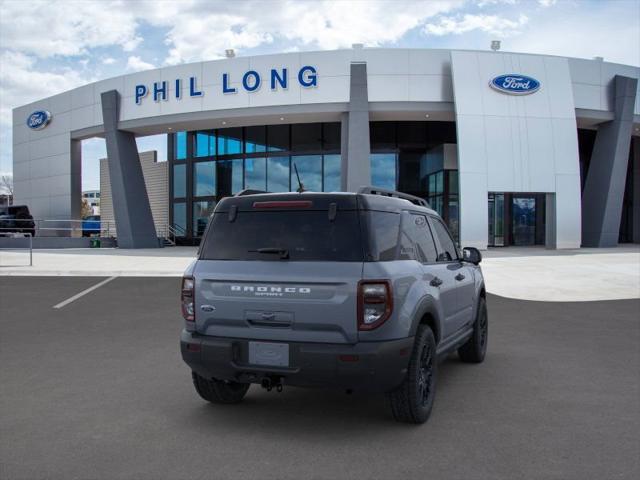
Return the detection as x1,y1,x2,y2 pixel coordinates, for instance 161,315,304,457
180,187,487,424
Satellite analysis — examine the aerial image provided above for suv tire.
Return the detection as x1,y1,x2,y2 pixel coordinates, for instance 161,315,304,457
191,372,250,404
386,325,437,424
458,296,488,363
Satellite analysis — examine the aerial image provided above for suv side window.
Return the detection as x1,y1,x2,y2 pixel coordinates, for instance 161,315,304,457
430,217,458,262
403,213,438,263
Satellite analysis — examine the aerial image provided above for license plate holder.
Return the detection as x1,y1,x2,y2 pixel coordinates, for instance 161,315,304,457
248,341,289,367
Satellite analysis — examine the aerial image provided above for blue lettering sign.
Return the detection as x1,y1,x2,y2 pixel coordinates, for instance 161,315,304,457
135,85,148,104
222,73,236,94
490,74,540,95
242,70,261,92
135,65,319,105
153,81,167,102
189,76,203,97
298,66,317,87
270,68,287,90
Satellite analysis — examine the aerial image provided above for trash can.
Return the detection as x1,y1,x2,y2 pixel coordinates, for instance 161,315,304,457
90,238,101,248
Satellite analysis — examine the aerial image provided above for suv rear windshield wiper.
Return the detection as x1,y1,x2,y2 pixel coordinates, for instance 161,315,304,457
248,247,290,260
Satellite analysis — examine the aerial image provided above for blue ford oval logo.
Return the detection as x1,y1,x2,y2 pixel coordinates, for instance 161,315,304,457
26,110,52,130
490,74,540,95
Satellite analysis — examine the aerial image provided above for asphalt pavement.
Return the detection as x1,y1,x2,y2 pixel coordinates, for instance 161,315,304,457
0,277,638,480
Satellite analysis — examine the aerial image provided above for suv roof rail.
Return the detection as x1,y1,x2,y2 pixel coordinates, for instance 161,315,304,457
357,186,430,208
234,189,269,197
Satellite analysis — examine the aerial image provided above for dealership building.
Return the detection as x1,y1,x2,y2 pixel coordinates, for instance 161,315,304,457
11,47,640,249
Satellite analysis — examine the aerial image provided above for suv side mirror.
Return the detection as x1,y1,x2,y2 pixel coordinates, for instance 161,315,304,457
462,247,482,265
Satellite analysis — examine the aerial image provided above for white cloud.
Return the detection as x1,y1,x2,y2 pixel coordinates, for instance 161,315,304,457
538,0,557,7
0,0,142,57
507,5,640,66
0,51,89,127
0,50,93,172
102,57,116,65
424,13,529,37
126,55,155,72
126,0,464,65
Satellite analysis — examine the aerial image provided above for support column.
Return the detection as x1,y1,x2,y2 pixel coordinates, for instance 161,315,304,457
101,90,159,248
341,62,371,192
582,75,638,247
545,193,557,249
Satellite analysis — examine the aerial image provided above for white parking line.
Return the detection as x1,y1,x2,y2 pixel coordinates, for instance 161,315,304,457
53,276,118,309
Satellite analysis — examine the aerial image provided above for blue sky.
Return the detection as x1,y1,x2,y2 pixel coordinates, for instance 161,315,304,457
1,0,639,192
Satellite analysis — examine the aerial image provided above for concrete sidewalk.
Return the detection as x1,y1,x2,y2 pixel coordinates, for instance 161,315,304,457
0,245,638,302
0,247,198,277
482,245,640,302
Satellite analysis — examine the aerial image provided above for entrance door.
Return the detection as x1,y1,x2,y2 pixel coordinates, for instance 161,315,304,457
512,197,536,246
487,193,505,246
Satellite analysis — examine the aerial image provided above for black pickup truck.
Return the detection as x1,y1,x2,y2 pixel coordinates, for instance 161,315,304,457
0,205,36,237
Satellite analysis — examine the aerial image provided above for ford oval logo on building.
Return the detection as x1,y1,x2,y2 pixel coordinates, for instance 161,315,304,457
26,110,52,130
490,74,540,95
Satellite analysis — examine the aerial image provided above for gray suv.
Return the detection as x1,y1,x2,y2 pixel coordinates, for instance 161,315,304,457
180,187,487,424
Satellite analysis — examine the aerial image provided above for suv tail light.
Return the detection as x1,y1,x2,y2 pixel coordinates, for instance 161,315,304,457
181,276,195,322
358,280,393,330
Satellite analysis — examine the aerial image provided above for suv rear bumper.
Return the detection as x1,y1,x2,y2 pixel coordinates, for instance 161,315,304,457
181,330,413,393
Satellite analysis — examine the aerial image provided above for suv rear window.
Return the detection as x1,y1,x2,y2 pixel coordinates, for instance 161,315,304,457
200,210,363,261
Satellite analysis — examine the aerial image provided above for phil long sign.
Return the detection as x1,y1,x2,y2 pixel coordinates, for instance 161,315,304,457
490,74,540,95
135,65,318,105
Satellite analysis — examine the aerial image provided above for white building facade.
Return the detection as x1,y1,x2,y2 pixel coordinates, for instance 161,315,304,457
11,48,640,248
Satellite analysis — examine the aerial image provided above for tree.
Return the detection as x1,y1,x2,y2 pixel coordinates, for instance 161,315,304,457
0,174,13,197
81,199,92,218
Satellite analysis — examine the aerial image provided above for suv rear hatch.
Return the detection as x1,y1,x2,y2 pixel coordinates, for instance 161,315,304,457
194,194,363,344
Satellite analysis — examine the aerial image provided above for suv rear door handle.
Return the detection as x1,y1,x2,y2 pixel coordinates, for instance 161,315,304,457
455,273,466,281
430,277,443,287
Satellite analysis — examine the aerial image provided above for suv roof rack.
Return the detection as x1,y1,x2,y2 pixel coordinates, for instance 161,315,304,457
234,189,269,197
357,186,430,208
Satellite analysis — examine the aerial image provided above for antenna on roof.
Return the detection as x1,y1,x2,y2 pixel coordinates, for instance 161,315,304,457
293,163,305,193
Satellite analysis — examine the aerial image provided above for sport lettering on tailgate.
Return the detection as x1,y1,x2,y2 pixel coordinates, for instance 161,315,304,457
211,282,333,299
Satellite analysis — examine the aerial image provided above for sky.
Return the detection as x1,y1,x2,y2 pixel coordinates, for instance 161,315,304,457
0,0,639,192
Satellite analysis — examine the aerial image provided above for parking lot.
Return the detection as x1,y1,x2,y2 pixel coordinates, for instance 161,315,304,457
1,276,639,480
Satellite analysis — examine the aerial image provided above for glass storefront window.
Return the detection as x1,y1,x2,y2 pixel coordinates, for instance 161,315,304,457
194,131,215,157
245,157,267,191
370,122,396,150
292,124,322,152
173,164,186,198
245,126,267,153
267,125,289,152
323,154,341,192
217,159,243,195
194,161,216,197
267,156,290,192
169,123,343,240
323,123,341,151
291,155,322,192
448,197,459,243
175,131,187,160
448,170,459,195
371,153,396,190
193,200,216,237
217,128,242,155
173,202,186,233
